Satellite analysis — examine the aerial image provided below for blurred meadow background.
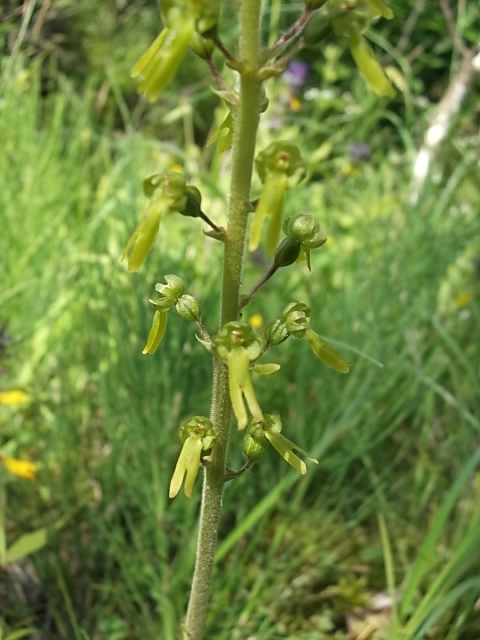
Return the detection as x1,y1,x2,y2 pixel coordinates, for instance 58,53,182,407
1,0,479,638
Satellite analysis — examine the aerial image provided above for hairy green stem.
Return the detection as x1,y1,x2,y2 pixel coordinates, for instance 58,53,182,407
182,1,262,638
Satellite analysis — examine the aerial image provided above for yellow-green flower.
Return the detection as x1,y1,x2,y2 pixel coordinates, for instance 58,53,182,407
169,435,203,498
227,347,264,430
132,15,194,102
169,416,216,499
212,321,265,430
0,455,38,481
246,415,318,475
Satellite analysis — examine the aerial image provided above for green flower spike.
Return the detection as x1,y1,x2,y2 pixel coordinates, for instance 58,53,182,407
169,416,216,499
249,142,307,255
248,415,318,475
143,310,168,354
121,171,187,271
212,321,264,430
306,328,351,373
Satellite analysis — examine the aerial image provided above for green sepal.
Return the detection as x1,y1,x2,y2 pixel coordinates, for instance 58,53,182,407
305,328,351,373
281,302,312,338
283,213,327,249
156,274,185,298
251,363,281,375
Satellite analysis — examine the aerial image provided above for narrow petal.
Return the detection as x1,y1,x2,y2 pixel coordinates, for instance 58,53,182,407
143,310,168,355
306,329,351,374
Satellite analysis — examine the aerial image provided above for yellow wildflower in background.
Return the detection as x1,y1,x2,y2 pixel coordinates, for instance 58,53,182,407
456,292,472,308
0,389,29,406
248,314,264,329
0,456,38,481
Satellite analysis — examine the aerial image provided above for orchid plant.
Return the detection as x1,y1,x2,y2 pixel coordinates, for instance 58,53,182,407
121,1,394,638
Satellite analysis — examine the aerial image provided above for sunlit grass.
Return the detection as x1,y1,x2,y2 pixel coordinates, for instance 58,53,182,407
1,56,479,640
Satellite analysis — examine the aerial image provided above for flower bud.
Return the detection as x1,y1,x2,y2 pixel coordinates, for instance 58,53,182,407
179,186,203,219
304,9,332,46
273,237,302,268
190,32,214,59
283,214,327,249
281,302,311,338
243,432,265,462
264,319,289,347
175,294,200,321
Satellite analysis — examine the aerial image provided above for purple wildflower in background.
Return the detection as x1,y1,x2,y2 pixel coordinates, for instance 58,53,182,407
283,61,309,91
348,142,371,162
